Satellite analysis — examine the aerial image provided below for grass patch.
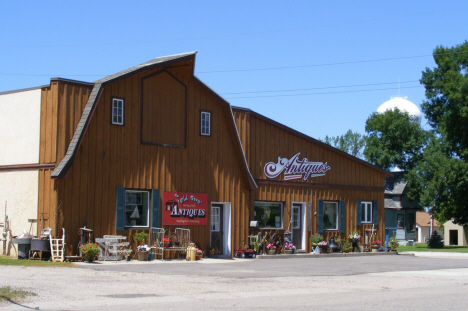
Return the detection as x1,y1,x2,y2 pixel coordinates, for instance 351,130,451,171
0,286,37,303
398,243,468,253
0,256,75,267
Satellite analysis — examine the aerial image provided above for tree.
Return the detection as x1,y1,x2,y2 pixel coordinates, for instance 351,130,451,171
364,41,468,225
406,137,468,225
407,41,468,225
420,41,468,160
321,130,366,158
363,108,429,171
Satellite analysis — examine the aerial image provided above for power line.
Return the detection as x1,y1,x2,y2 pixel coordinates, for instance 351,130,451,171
220,80,420,95
198,51,468,74
224,85,424,99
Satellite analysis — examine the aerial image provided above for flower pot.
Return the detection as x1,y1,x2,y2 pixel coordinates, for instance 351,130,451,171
318,245,328,253
267,249,275,255
137,251,150,261
195,255,202,260
161,242,169,248
371,244,380,253
284,249,293,254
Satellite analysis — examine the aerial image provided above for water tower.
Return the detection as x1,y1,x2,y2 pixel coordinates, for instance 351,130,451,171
377,96,421,125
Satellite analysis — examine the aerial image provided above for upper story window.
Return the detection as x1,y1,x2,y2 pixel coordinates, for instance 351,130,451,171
361,201,373,223
200,111,211,136
112,98,124,125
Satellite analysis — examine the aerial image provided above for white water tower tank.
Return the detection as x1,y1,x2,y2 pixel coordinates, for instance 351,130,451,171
377,96,421,125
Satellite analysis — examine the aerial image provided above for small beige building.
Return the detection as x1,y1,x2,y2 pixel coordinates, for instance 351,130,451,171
416,211,442,244
443,221,468,246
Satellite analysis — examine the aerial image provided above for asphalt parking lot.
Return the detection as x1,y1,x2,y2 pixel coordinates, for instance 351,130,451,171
2,253,468,311
77,252,468,278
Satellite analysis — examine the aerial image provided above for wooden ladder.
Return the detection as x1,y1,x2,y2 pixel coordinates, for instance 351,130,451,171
50,228,65,262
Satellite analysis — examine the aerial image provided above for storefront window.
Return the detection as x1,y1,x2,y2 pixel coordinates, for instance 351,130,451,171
323,201,338,230
254,201,283,228
125,191,149,227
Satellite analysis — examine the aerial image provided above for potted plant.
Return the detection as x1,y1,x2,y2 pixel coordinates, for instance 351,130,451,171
348,229,361,252
80,242,101,263
371,238,381,252
136,245,151,261
348,229,361,242
284,242,295,254
134,232,149,245
317,240,328,253
195,248,203,260
266,243,276,255
341,241,352,253
389,237,399,251
311,233,324,247
161,237,170,248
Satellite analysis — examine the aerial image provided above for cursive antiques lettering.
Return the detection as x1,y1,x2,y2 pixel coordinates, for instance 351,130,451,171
264,153,331,180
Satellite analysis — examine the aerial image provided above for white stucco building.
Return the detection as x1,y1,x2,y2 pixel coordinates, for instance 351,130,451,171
1,87,43,256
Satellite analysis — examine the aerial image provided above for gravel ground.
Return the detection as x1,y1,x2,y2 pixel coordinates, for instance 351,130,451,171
2,255,468,310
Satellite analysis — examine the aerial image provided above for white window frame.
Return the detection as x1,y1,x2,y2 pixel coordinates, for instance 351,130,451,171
124,190,149,228
323,201,338,231
361,201,373,224
201,111,211,136
112,98,124,125
211,206,220,232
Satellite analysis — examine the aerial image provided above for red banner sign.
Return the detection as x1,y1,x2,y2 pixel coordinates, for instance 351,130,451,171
162,192,208,225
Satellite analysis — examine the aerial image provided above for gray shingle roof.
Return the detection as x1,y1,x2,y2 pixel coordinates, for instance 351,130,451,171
384,171,407,195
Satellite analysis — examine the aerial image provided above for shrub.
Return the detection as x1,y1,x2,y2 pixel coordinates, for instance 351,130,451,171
427,231,444,248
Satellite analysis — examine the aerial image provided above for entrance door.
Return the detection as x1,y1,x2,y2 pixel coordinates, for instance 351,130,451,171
449,230,458,245
292,203,303,250
211,204,223,251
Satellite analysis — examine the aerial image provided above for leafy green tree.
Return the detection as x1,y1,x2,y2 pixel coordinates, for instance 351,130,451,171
420,41,468,160
321,130,366,158
407,41,468,225
365,41,468,225
363,108,429,171
406,137,468,225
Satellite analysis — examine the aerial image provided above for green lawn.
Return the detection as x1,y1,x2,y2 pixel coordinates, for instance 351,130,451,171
398,243,468,253
0,256,75,267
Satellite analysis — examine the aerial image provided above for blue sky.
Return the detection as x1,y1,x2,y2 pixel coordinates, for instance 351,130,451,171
1,1,466,140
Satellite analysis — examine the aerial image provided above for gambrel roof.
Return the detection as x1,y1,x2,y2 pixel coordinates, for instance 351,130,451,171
50,52,257,190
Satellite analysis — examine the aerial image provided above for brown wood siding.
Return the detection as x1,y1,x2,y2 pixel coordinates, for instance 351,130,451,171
141,71,186,147
235,110,387,248
37,169,57,236
38,83,92,237
54,60,252,256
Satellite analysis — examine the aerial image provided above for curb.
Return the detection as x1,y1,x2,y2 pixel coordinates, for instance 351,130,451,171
258,251,399,259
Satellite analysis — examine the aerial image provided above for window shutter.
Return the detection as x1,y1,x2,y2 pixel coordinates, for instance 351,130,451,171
339,200,345,233
151,189,160,228
356,200,362,226
116,187,126,231
317,199,324,233
373,200,378,225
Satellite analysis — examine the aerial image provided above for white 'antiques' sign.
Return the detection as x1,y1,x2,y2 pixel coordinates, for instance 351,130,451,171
264,153,331,181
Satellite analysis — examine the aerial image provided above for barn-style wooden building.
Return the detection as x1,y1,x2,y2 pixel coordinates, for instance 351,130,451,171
0,51,390,257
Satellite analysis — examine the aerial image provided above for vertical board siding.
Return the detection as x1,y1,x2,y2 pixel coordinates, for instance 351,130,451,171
234,111,387,250
52,61,253,255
